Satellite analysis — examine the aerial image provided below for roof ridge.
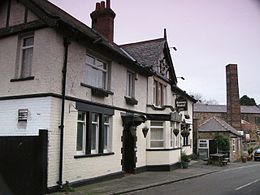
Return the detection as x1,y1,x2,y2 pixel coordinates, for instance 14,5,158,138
120,38,165,47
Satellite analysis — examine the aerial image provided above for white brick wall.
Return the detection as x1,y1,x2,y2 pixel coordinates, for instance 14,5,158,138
0,97,52,136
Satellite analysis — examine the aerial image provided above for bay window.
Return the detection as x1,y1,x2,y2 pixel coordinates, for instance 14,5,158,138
150,121,164,148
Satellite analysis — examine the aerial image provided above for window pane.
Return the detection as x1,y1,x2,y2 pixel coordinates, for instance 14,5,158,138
23,37,34,46
91,124,96,150
151,141,163,147
103,125,108,150
153,80,157,104
151,121,163,127
151,128,163,139
21,47,33,78
86,55,94,65
76,122,84,151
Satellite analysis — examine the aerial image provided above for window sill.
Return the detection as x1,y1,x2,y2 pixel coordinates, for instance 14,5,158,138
124,96,138,106
146,147,181,151
10,76,34,82
74,152,114,159
80,83,114,97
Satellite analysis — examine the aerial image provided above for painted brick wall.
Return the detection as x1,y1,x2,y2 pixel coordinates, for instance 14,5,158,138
0,97,52,136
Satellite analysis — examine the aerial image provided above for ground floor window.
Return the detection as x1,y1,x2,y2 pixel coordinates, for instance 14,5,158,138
76,111,112,155
183,136,189,146
150,121,164,148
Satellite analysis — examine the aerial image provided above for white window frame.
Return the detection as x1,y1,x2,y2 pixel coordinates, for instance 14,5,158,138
76,111,86,155
85,54,108,89
19,34,34,78
198,139,209,149
103,115,111,153
153,79,166,107
126,71,135,98
150,121,164,148
91,113,99,154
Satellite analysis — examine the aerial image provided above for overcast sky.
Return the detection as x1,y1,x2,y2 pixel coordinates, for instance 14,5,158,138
49,0,260,105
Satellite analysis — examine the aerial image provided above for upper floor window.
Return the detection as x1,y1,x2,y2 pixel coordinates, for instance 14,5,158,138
85,55,107,89
153,79,166,106
126,71,135,97
19,35,34,78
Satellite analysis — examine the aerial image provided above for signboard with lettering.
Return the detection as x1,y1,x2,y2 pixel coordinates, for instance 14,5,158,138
175,96,187,111
170,112,182,122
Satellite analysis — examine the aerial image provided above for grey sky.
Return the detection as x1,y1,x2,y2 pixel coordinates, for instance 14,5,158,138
49,0,260,104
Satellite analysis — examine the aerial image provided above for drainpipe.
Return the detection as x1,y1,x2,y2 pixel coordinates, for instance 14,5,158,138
58,37,70,189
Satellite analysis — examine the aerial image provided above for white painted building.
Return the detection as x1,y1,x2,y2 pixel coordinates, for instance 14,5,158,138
0,0,196,193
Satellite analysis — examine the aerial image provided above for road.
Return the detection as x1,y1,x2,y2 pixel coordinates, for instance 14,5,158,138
126,163,260,195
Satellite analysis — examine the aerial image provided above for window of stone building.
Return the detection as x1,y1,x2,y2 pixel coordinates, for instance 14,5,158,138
232,139,236,152
255,117,260,125
85,54,108,89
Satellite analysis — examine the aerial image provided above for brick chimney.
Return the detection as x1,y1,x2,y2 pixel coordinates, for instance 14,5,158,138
90,0,116,43
226,64,241,130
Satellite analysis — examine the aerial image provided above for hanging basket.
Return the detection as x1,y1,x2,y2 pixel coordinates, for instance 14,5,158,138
173,128,179,136
181,129,190,137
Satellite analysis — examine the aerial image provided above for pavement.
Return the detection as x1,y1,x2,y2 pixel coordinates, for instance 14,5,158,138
52,160,256,195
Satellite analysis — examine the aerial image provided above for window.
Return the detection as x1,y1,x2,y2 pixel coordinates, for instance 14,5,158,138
153,79,166,106
76,112,86,154
150,121,164,148
126,71,135,97
19,35,34,78
232,139,236,152
91,113,99,154
103,115,110,153
85,55,107,89
76,111,112,155
255,117,260,125
183,136,189,146
198,140,208,148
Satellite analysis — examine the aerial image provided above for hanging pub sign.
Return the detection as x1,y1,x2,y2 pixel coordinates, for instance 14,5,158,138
170,112,182,122
175,96,187,112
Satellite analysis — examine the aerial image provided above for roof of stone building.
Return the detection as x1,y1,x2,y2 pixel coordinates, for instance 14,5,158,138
120,38,166,67
194,104,260,114
198,117,241,136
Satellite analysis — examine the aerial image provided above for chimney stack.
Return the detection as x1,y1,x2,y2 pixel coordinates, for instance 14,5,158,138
90,0,116,43
226,64,241,130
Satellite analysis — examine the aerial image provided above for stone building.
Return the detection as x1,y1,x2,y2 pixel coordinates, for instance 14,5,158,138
193,64,260,161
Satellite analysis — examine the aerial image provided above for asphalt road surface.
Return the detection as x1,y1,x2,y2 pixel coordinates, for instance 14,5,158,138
127,163,260,195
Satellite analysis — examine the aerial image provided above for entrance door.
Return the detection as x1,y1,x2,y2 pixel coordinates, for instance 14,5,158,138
122,128,136,173
209,140,217,154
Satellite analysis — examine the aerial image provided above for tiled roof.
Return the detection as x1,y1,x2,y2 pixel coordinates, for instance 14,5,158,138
21,0,138,67
198,117,241,136
120,38,166,67
194,104,260,114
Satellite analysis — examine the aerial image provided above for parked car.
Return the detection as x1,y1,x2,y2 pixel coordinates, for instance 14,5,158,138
254,149,260,161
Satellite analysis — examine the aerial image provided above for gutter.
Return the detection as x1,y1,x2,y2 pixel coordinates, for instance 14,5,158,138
58,37,70,189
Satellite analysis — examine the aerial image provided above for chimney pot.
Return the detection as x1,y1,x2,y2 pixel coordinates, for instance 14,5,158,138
106,0,111,8
101,1,105,9
96,2,101,10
